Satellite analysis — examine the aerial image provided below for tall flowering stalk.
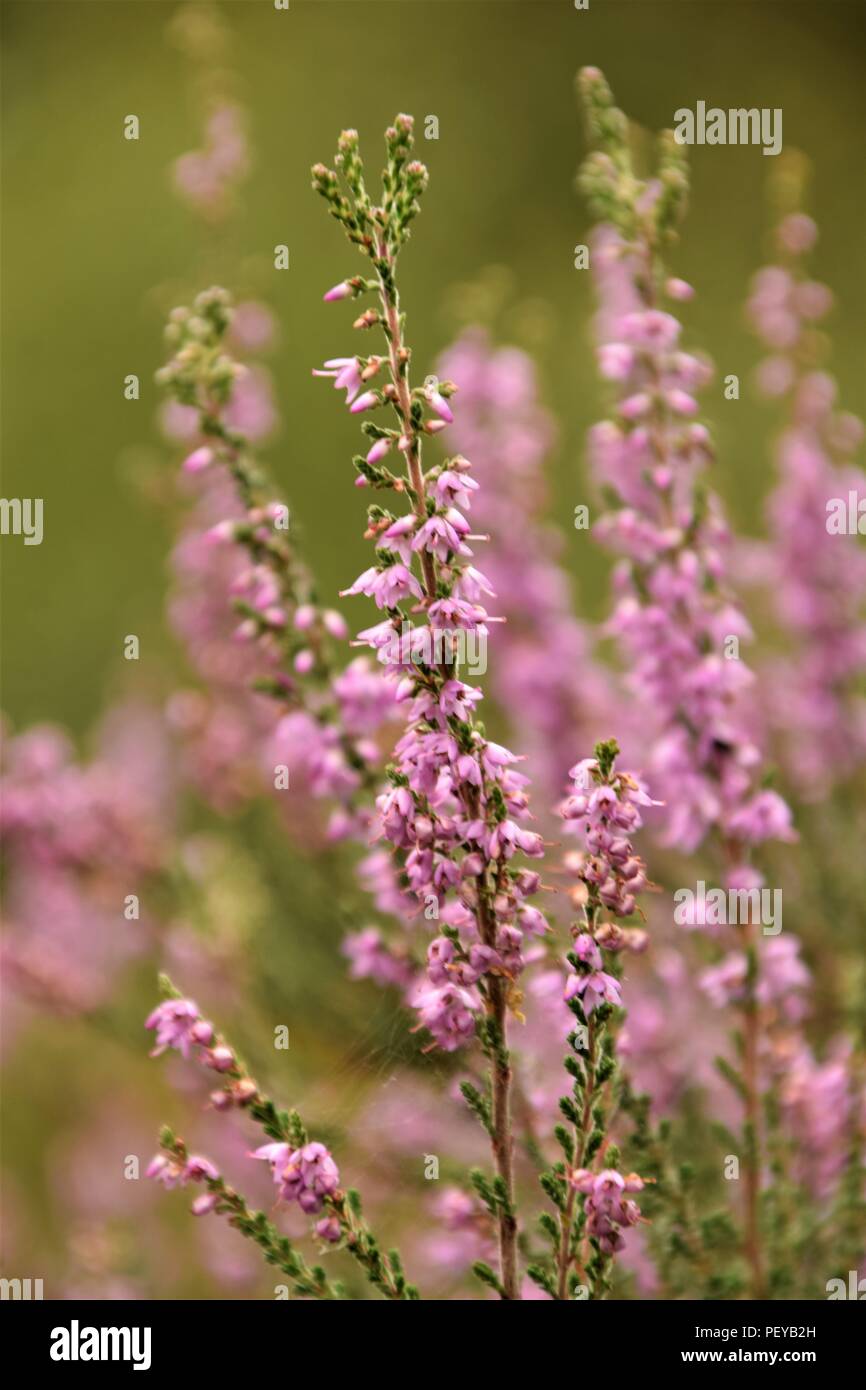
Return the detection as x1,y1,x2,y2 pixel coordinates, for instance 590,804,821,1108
746,189,866,797
146,978,419,1299
311,117,555,1298
578,68,801,1296
529,740,654,1299
157,289,395,837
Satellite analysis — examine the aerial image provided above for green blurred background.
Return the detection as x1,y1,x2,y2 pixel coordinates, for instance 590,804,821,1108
2,0,865,1299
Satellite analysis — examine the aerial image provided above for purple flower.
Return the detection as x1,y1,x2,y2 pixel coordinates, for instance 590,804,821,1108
564,964,622,1013
313,357,362,403
145,999,205,1059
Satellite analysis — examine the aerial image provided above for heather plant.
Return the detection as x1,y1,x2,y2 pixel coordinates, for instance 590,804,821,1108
529,739,655,1299
5,8,864,1308
143,114,666,1301
309,114,548,1297
138,92,866,1301
577,68,865,1299
156,288,393,838
146,977,419,1299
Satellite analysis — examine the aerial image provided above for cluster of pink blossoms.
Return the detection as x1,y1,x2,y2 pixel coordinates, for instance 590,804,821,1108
561,754,656,924
558,745,653,973
336,418,550,1049
559,747,655,1015
590,224,794,867
337,392,550,1043
746,210,866,796
699,935,810,1020
146,998,256,1109
569,1169,645,1256
146,998,236,1078
146,1153,221,1217
251,1142,341,1238
578,71,795,879
146,996,342,1243
0,721,165,1018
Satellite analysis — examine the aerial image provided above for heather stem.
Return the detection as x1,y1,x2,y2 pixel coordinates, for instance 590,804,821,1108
375,243,437,600
374,233,519,1301
484,940,519,1298
739,916,765,1298
556,1015,596,1299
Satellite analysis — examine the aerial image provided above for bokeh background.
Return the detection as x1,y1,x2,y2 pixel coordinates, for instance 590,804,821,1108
2,0,865,1298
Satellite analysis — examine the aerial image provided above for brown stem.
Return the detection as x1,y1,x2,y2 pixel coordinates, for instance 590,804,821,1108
487,961,519,1297
377,248,437,600
740,917,765,1298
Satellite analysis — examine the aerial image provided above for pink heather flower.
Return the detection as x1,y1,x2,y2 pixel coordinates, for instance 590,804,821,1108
412,982,479,1052
776,212,817,256
145,999,205,1058
413,515,469,562
205,1045,235,1072
184,1155,220,1181
147,1153,219,1189
183,446,214,474
146,1154,181,1187
191,1192,219,1216
315,1216,341,1243
313,357,362,403
569,1168,645,1255
561,754,657,916
725,790,796,846
205,520,236,545
250,1142,291,1174
366,436,393,465
342,927,413,989
665,277,694,301
342,563,423,609
293,603,316,631
252,1141,339,1215
433,468,478,510
776,1038,854,1197
323,609,348,639
564,963,622,1013
349,389,379,415
700,937,811,1024
426,386,454,422
598,343,635,381
323,280,354,302
229,300,278,354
